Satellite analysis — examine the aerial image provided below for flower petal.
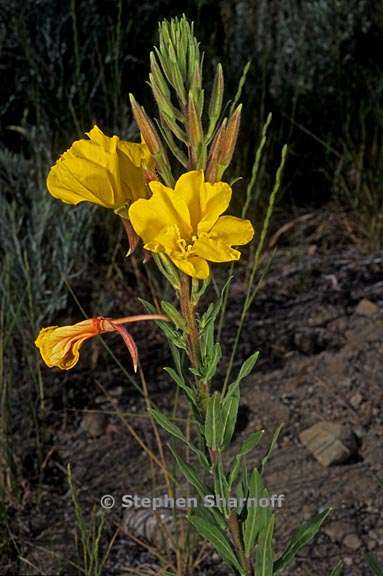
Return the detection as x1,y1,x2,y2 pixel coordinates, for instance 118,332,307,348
144,224,181,256
209,216,254,245
191,236,241,262
129,182,192,244
47,126,152,210
174,171,232,234
174,170,204,231
198,181,232,234
171,255,210,279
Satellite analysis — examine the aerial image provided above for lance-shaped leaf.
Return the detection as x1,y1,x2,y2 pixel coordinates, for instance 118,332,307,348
163,366,197,407
152,407,210,469
221,383,240,447
228,431,265,490
273,509,332,573
189,513,245,575
238,430,264,458
254,515,275,576
261,424,283,474
236,351,260,383
161,300,186,331
205,392,224,450
243,468,271,555
151,407,187,444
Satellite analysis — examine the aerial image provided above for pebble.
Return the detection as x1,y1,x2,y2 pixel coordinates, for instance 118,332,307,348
355,298,379,317
350,392,363,408
81,412,107,437
343,534,362,551
323,521,349,542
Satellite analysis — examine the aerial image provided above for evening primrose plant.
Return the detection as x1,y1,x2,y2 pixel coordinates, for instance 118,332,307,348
35,16,329,576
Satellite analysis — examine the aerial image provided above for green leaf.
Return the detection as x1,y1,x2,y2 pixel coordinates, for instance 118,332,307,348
228,455,242,489
221,385,240,447
189,513,245,575
164,366,197,406
329,561,344,576
161,300,187,331
155,406,209,469
273,508,332,573
228,431,265,489
261,424,283,474
205,392,223,450
169,446,209,499
139,298,187,350
243,468,268,555
237,351,260,383
203,342,222,383
254,515,275,576
213,459,229,516
151,407,187,444
238,431,264,458
366,553,383,576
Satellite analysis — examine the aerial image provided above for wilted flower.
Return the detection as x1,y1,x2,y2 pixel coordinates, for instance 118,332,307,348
47,125,154,214
128,170,254,279
35,314,167,371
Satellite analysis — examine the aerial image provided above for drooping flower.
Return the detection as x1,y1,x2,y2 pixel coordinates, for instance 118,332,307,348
128,170,254,279
35,314,167,371
47,125,154,214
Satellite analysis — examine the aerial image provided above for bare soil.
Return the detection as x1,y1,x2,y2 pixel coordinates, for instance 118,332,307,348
3,246,383,575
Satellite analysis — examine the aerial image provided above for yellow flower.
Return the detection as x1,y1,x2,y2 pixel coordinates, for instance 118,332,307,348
47,125,153,213
35,314,168,371
128,170,254,279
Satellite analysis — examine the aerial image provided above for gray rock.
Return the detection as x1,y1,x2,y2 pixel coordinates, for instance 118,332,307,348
299,421,356,467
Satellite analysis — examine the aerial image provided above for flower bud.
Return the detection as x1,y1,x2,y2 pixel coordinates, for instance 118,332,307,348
186,91,203,150
129,94,162,155
221,104,242,166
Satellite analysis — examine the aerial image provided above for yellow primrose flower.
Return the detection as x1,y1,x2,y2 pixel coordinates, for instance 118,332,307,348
35,314,167,371
128,170,254,279
47,125,154,213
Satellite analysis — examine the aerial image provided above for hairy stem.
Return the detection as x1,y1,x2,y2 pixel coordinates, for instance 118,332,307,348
228,512,253,576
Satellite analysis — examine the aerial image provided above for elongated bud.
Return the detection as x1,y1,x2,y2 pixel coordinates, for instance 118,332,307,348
167,42,186,106
208,63,224,124
187,91,202,149
149,51,171,99
129,94,162,155
149,74,178,121
221,104,242,166
205,119,227,182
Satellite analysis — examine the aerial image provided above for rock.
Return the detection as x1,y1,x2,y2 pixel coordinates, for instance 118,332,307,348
323,521,349,542
81,412,107,437
355,298,379,317
299,422,356,467
350,392,363,409
343,533,362,550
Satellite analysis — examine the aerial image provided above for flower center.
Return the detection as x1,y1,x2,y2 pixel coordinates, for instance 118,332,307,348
176,232,208,259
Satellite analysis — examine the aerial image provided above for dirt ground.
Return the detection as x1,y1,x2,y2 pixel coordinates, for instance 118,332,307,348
4,245,383,575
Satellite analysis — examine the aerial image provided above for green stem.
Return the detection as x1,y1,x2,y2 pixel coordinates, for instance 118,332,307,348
178,273,209,410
